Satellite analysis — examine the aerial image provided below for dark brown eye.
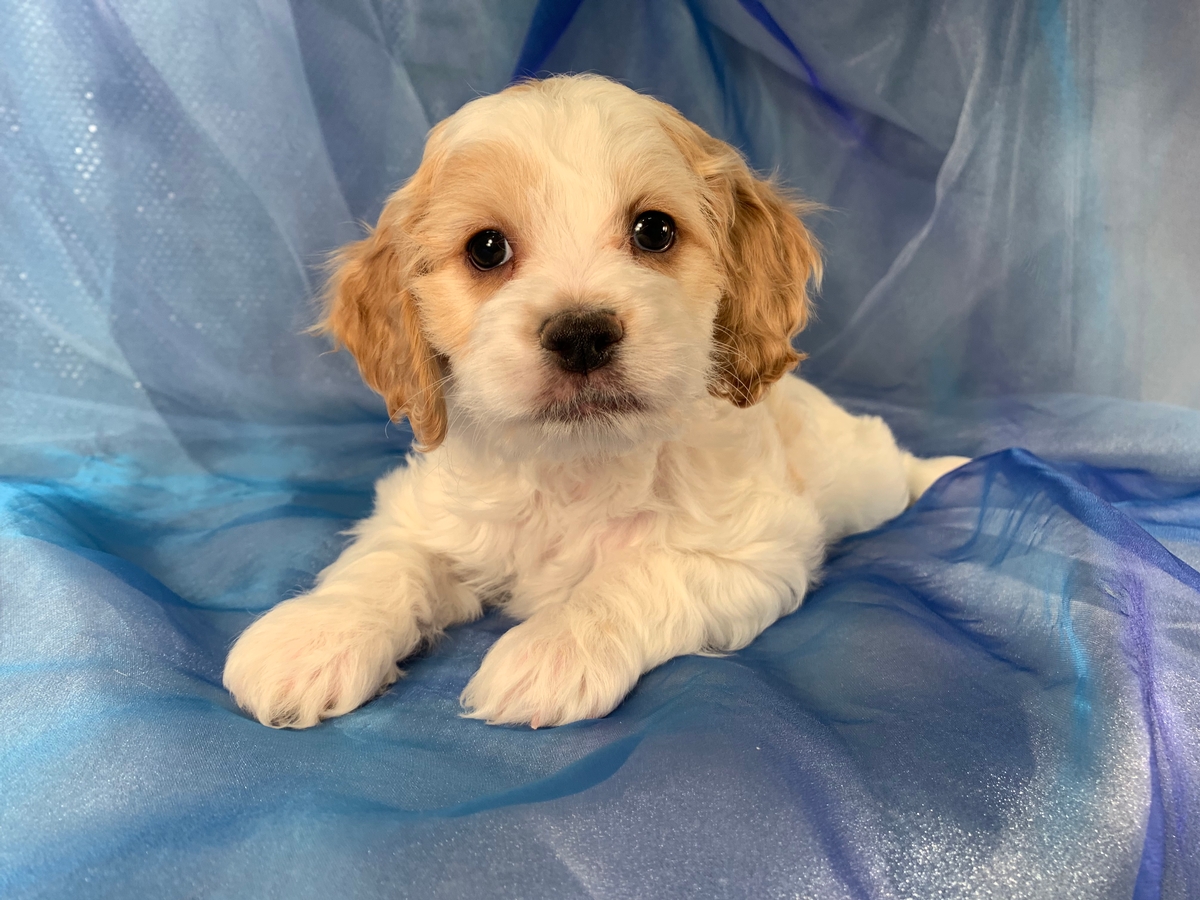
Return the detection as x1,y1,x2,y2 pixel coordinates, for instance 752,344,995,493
632,211,675,253
466,229,512,270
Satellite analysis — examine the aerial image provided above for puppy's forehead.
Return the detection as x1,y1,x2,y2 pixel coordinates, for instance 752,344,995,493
430,79,691,195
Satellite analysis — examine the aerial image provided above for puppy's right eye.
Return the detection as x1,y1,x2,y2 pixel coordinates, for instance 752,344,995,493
466,229,512,271
632,211,676,253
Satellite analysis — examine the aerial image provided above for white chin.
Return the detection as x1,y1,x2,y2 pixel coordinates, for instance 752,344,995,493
453,402,685,461
534,406,662,458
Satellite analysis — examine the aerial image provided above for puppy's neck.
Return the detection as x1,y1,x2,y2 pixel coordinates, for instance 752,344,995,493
438,426,664,495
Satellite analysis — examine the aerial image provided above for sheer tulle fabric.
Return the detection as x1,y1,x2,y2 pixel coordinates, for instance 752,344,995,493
2,2,1197,897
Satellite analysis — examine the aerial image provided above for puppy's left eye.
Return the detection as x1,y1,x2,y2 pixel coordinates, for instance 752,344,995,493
467,229,513,270
632,211,676,253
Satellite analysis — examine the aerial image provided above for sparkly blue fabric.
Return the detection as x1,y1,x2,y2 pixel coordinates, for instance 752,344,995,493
3,2,1199,897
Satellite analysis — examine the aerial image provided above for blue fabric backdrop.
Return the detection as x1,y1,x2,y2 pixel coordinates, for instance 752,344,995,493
2,1,1198,897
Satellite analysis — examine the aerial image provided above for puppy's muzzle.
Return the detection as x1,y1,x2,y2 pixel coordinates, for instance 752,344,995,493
539,309,624,375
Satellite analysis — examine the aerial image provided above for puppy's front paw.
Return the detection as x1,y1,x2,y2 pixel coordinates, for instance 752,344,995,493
460,612,641,728
223,596,402,728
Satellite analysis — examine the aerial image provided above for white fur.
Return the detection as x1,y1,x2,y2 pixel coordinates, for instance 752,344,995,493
223,77,968,729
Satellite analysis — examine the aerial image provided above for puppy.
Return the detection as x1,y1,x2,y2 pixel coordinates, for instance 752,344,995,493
223,75,967,729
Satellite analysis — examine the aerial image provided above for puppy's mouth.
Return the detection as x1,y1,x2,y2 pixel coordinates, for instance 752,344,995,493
535,379,646,424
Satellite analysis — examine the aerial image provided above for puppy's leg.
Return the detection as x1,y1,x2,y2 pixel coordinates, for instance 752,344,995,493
461,500,823,728
772,377,968,541
224,512,479,728
902,452,971,503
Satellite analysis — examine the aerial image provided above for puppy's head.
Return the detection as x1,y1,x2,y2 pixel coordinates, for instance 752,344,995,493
321,75,821,456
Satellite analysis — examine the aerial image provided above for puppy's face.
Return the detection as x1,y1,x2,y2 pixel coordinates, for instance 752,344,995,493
323,76,821,457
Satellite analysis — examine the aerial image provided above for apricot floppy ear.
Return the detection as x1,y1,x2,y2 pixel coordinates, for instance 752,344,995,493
708,171,822,407
656,105,822,407
317,189,447,451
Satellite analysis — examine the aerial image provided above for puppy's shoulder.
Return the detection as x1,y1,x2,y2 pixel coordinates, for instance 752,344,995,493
669,392,787,475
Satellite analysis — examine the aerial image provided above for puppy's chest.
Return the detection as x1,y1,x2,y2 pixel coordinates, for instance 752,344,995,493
432,427,789,603
447,482,657,603
511,492,647,567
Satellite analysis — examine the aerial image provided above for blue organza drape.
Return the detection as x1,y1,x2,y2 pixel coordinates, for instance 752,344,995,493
2,2,1197,897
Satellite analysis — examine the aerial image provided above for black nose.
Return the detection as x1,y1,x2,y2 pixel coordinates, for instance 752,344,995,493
539,309,624,375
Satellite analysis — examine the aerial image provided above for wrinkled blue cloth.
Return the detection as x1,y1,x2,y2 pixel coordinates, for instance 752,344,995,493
2,2,1198,898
